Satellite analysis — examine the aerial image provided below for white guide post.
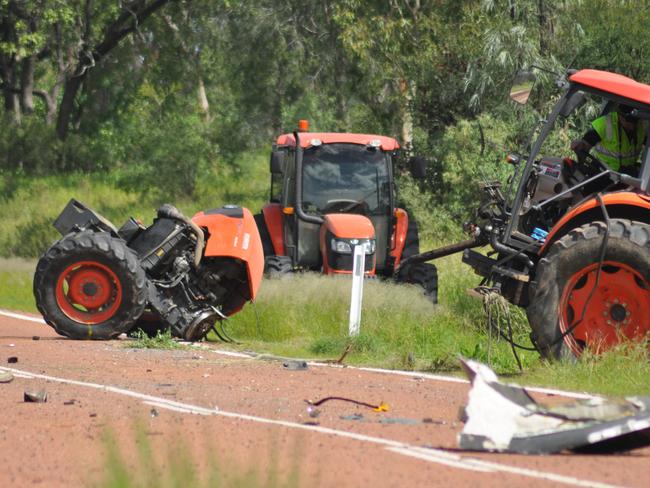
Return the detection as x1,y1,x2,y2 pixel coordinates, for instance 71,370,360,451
348,245,365,337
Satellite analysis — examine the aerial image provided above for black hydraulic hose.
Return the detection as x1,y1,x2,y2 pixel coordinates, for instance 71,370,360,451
293,131,324,225
489,232,535,269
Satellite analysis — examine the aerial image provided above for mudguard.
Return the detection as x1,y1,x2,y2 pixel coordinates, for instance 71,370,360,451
262,203,285,255
540,191,650,254
192,206,264,307
390,207,409,267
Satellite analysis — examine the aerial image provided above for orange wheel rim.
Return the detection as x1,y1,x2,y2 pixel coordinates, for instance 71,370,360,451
559,261,650,355
55,261,123,324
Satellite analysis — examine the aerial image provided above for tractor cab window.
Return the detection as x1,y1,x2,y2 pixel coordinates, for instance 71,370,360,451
301,143,390,215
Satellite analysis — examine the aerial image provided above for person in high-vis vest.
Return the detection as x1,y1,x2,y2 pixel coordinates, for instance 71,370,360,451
571,104,648,175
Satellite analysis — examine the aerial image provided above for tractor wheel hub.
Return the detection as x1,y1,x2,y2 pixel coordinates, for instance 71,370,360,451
609,303,627,323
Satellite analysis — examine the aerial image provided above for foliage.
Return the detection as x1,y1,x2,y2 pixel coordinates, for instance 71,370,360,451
129,329,186,350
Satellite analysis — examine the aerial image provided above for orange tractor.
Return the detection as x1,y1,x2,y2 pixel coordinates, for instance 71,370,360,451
400,69,650,359
254,122,438,302
34,200,264,341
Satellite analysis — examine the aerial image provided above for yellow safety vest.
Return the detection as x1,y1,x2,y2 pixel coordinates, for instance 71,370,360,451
591,112,646,171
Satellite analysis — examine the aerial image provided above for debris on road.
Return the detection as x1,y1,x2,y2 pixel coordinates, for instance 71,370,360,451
150,408,159,417
7,356,18,363
306,406,320,418
32,336,40,341
0,371,14,383
283,360,308,370
63,400,75,406
458,358,650,454
24,390,48,403
306,396,389,412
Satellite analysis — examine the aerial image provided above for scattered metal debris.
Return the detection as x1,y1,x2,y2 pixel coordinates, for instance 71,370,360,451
339,413,444,425
306,406,321,418
340,413,364,421
306,396,389,412
63,400,75,406
0,371,14,383
7,356,17,364
89,413,97,418
458,358,650,454
283,360,308,371
24,390,48,403
150,408,159,417
32,336,40,341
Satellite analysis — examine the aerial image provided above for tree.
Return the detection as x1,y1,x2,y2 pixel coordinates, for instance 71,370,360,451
0,0,169,139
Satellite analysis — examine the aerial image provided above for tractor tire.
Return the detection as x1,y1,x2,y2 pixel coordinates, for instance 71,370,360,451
34,231,147,340
527,219,650,360
264,255,293,278
402,215,420,259
254,213,275,257
397,262,438,304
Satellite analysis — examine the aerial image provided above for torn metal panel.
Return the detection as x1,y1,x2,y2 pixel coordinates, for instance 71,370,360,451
458,358,650,454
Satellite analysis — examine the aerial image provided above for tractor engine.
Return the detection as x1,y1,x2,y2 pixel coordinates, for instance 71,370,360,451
126,205,250,340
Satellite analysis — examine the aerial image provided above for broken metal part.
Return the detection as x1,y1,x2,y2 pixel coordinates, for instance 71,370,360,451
458,358,650,454
24,390,48,403
7,357,17,364
0,371,14,383
283,360,308,371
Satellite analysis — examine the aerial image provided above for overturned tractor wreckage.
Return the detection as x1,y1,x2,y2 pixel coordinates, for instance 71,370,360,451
34,199,263,341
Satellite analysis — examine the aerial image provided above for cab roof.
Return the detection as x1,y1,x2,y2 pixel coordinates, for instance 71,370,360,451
569,69,650,106
276,132,400,151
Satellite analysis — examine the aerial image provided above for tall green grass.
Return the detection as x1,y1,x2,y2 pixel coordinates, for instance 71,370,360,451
102,423,301,488
224,256,538,375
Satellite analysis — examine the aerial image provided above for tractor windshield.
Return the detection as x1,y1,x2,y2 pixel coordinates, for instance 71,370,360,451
301,143,391,215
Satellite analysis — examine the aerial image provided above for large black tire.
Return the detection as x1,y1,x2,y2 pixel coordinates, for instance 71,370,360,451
264,255,293,278
396,262,438,304
402,215,420,259
34,231,147,340
254,213,275,257
527,219,650,360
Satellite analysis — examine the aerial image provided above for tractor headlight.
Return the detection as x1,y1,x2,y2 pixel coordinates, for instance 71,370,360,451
330,238,375,255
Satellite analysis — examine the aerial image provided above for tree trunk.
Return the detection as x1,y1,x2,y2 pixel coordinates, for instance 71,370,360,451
399,78,415,152
56,74,84,140
20,55,35,114
56,0,170,140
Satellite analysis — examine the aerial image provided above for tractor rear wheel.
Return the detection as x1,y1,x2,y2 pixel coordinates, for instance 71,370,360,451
397,262,438,304
34,231,147,340
527,219,650,359
402,215,420,259
254,213,274,257
264,255,293,278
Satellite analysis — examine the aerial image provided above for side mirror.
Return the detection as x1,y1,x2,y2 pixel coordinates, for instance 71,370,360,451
510,70,536,105
270,150,284,174
408,156,428,179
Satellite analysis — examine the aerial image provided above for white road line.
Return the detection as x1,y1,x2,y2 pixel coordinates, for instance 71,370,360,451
0,364,622,488
0,309,45,324
0,308,596,400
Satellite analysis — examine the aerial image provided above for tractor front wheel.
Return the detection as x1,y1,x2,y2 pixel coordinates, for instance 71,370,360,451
34,231,147,340
264,255,293,278
527,219,650,359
